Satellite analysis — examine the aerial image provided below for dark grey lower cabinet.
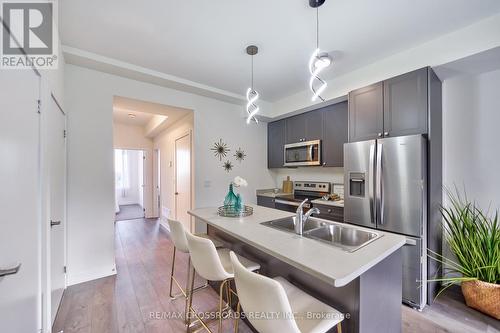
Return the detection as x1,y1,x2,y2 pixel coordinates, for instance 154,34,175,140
257,196,275,209
312,203,344,222
322,101,348,167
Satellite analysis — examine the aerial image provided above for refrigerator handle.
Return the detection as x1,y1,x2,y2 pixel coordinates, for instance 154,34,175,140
368,143,376,224
376,142,384,225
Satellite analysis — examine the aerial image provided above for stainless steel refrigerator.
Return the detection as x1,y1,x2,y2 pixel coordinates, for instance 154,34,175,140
343,134,427,309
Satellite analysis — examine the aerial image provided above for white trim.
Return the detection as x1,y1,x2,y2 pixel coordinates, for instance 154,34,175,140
62,46,249,105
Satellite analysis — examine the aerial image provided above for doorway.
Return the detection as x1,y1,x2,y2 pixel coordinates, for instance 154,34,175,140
175,132,192,231
114,149,146,221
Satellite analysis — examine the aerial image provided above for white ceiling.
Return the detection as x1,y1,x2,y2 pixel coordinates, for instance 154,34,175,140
112,96,192,127
113,108,154,126
61,0,500,102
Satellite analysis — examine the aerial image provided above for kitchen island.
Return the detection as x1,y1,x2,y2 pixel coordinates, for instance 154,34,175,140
189,205,406,333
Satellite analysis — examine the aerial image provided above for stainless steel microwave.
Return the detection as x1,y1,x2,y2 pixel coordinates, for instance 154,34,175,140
283,140,321,166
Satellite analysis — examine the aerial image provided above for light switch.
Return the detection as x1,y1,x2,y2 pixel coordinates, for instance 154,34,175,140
204,180,212,188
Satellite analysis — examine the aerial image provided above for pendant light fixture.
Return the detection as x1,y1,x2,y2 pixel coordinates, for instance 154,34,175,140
308,0,331,102
245,45,260,124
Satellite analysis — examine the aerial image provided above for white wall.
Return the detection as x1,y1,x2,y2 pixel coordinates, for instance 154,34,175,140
153,113,194,222
443,69,500,210
113,123,154,150
65,64,275,284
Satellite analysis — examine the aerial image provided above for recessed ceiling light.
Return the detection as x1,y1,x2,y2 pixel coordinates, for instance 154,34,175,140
128,113,136,119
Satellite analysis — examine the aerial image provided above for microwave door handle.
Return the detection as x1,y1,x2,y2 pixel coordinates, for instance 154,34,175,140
368,143,376,224
376,142,384,225
309,144,313,161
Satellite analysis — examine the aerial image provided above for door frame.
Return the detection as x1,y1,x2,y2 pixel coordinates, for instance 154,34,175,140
48,93,68,325
174,130,193,231
152,148,161,218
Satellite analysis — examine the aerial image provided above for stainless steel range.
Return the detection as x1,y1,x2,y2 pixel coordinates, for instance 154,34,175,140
274,181,330,213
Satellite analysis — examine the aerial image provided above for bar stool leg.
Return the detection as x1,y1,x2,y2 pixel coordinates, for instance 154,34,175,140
234,301,241,333
218,279,231,333
169,246,177,298
185,265,196,331
337,322,342,333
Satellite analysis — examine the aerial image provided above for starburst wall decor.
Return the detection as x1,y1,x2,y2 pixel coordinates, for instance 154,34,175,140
211,139,230,161
234,148,246,162
210,139,247,172
223,160,233,172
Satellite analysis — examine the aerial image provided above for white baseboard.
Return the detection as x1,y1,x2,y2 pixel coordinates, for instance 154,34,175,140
67,264,117,286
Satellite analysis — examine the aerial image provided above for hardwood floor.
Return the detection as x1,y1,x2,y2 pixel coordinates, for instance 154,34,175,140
53,218,499,333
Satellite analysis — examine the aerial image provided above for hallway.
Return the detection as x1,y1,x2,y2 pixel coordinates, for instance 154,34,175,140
115,204,145,222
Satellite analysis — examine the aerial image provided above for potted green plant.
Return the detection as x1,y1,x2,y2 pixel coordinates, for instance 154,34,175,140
428,189,500,319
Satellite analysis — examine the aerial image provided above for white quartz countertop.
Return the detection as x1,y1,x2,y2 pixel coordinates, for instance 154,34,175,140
188,205,405,287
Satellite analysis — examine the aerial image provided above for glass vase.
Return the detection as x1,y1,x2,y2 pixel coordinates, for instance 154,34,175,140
224,184,238,208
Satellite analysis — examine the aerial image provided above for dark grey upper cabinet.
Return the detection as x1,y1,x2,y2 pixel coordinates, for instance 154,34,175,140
304,109,323,142
383,68,428,137
322,101,348,167
286,109,323,144
268,120,286,168
285,115,305,144
348,82,384,142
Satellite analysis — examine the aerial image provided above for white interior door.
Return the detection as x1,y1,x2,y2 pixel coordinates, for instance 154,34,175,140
175,133,192,231
48,96,66,323
0,69,41,332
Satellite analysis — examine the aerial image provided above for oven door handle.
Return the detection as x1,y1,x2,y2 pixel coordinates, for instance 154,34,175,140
275,199,311,208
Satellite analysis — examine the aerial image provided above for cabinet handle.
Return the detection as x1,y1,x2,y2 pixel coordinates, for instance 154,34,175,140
377,133,382,137
384,132,389,137
322,162,327,167
328,209,332,213
50,220,61,227
0,263,21,277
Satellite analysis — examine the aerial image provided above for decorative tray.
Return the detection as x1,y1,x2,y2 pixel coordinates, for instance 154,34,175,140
217,205,253,217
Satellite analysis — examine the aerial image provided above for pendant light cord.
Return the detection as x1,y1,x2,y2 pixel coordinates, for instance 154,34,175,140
316,7,319,49
251,54,254,90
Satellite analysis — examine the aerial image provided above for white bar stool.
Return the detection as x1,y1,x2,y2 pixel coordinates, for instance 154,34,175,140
167,219,223,300
229,251,344,333
185,232,261,333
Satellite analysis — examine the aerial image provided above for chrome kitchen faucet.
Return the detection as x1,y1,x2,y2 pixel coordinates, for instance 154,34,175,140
295,199,320,236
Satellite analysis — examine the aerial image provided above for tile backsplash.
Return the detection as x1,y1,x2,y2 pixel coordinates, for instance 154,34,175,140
270,167,344,193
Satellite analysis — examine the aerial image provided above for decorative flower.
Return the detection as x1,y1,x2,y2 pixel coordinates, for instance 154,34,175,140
234,148,246,162
211,139,230,161
223,160,233,172
233,176,248,187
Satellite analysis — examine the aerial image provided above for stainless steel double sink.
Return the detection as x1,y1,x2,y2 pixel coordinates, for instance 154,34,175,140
261,216,381,252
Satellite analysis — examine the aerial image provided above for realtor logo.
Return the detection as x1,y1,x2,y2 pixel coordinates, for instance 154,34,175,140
1,1,58,69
